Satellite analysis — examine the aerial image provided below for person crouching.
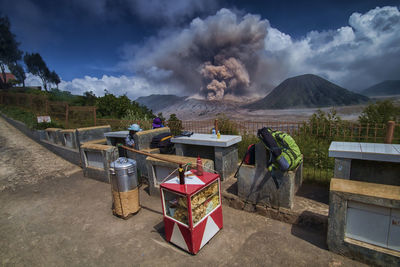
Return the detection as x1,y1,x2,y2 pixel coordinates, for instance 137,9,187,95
126,124,142,148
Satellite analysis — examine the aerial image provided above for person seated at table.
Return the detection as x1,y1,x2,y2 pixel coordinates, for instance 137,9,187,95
152,117,164,129
126,124,142,148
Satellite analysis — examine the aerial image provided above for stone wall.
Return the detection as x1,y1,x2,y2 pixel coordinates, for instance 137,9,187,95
80,143,119,183
328,178,400,266
237,143,303,209
76,125,111,148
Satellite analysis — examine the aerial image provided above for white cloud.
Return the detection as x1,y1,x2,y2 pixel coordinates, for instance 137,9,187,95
264,27,292,52
264,6,400,90
25,73,42,87
25,73,180,100
58,75,181,99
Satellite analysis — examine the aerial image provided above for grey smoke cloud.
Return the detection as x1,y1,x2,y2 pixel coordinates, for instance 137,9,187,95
127,8,271,100
122,6,400,99
200,57,250,100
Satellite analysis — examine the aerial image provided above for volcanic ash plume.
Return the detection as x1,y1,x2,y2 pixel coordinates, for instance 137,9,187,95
200,57,250,100
131,8,270,100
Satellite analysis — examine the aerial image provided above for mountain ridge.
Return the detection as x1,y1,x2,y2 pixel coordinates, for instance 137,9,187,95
360,80,400,96
244,74,369,110
135,94,187,112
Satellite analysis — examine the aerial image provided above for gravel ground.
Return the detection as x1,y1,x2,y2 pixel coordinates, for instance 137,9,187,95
0,115,366,266
0,116,81,191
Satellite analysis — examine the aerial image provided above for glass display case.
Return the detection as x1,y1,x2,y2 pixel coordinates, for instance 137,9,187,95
160,170,223,254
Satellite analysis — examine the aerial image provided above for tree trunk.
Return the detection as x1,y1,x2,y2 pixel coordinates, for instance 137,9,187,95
0,65,7,89
40,75,48,91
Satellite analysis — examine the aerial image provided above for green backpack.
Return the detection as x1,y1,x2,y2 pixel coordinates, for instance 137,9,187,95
257,127,302,172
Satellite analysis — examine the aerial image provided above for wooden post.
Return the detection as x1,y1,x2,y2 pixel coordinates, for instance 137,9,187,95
65,103,69,128
29,94,33,110
384,121,395,144
93,107,97,126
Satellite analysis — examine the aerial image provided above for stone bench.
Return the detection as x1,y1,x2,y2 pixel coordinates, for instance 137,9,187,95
44,128,63,144
80,143,118,183
328,178,400,266
103,127,172,181
146,154,214,196
40,128,81,166
76,125,112,148
60,129,78,149
128,127,171,178
237,143,303,209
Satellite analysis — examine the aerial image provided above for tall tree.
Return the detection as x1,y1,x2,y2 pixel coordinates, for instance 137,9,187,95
0,16,23,89
9,63,25,87
24,52,50,91
49,70,60,89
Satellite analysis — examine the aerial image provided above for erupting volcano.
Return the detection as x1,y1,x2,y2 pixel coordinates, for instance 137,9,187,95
131,9,273,101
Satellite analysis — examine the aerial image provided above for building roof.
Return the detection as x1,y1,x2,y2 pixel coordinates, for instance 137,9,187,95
0,73,16,83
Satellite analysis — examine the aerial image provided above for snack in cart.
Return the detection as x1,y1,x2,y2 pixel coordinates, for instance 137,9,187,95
178,196,187,208
210,194,219,210
173,207,188,224
192,201,207,224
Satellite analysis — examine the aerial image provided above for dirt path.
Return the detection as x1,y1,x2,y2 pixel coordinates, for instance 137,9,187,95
0,116,80,191
0,173,365,267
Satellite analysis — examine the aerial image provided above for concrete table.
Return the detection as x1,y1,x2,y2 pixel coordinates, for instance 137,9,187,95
171,133,242,180
104,131,128,157
329,141,400,186
104,131,128,146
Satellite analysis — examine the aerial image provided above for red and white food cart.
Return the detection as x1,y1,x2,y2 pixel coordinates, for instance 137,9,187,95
160,170,223,254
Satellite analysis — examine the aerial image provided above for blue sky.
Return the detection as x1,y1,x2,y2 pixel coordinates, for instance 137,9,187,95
1,0,399,100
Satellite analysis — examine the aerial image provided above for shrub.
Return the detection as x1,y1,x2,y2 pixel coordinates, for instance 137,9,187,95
34,121,64,130
237,133,259,160
216,114,239,135
0,105,64,129
167,114,183,136
359,99,400,125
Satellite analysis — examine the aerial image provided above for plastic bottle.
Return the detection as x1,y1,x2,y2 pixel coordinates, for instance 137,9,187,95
178,165,185,184
196,155,203,176
217,130,221,139
211,128,216,138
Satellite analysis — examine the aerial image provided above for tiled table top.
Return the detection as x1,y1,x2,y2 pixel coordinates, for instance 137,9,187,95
104,131,128,138
171,133,242,147
329,141,400,163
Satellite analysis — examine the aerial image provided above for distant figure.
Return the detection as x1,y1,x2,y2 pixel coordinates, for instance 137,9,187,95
152,117,164,129
126,124,142,148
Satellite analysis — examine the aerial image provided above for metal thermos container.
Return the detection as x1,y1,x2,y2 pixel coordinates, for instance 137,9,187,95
109,157,138,192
